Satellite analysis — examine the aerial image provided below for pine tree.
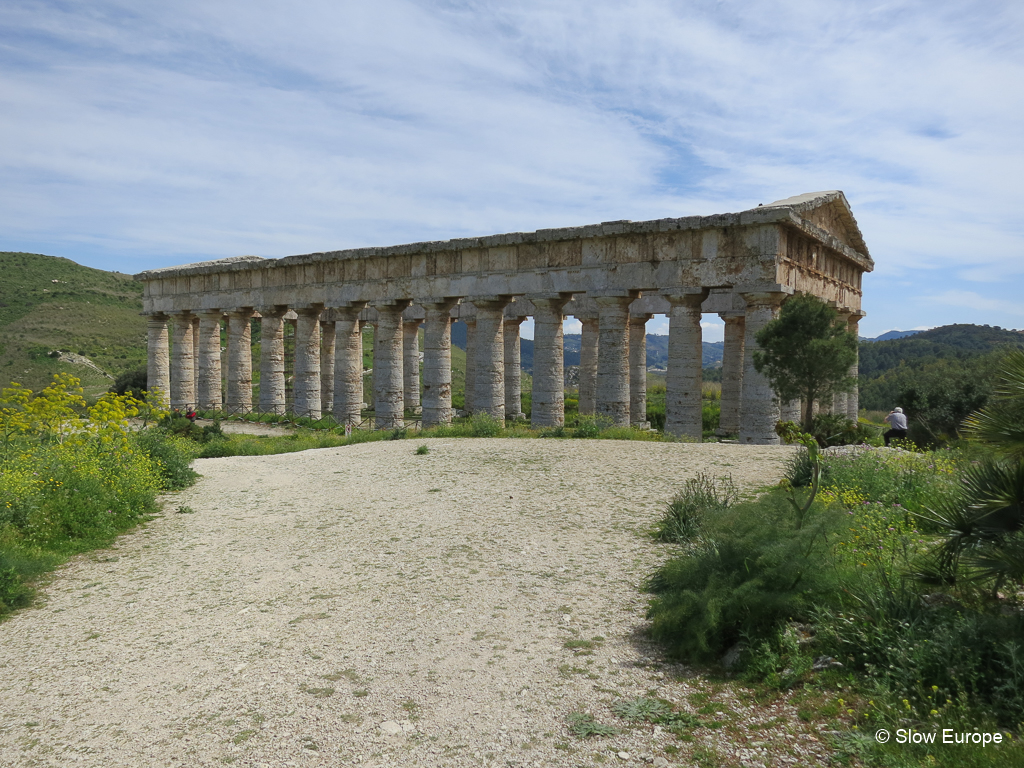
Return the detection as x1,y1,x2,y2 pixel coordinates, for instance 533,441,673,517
752,294,858,431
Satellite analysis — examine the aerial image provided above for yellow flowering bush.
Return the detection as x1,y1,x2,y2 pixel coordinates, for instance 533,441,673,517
1,375,191,614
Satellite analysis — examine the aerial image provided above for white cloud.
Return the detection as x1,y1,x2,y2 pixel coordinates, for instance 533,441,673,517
0,1,1022,333
921,291,1024,317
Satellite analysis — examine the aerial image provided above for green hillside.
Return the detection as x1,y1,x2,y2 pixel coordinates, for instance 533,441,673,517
859,323,1024,378
0,252,146,396
858,324,1024,436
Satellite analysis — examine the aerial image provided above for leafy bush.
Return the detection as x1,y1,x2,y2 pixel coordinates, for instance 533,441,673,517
469,413,502,437
647,491,847,661
654,472,737,543
819,598,1024,726
0,374,197,619
131,430,201,490
110,365,148,400
810,413,878,447
572,415,611,438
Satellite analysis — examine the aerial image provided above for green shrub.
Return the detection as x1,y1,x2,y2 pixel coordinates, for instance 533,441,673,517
469,413,502,437
818,600,1024,726
131,430,200,490
110,365,148,400
572,415,613,438
0,566,32,613
702,400,720,434
654,472,737,543
647,491,846,661
415,444,429,455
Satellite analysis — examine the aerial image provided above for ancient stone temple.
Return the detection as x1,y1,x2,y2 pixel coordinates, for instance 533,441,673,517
135,191,872,444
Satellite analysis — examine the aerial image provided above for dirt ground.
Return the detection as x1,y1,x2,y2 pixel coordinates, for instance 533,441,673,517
0,438,841,768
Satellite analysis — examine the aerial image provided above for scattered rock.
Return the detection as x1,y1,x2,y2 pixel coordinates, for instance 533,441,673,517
617,751,631,760
812,656,844,672
722,641,746,669
653,757,671,767
379,720,403,735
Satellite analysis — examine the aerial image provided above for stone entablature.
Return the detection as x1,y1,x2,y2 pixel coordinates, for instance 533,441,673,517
136,191,873,444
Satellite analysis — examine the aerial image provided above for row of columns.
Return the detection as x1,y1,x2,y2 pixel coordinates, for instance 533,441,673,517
145,292,861,444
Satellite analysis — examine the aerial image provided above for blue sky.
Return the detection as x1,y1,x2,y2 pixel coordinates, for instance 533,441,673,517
2,1,1022,342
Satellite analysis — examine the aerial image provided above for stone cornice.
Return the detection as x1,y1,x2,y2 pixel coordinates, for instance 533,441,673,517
133,192,873,281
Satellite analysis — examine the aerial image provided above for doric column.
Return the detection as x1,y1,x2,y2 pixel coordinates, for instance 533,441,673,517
578,316,599,416
170,313,195,410
226,309,254,414
503,316,526,420
259,307,287,415
191,316,200,397
739,291,789,444
373,300,412,428
321,317,336,414
531,295,571,428
403,320,422,413
332,304,367,426
594,293,635,427
471,297,512,422
717,312,745,436
629,313,652,428
847,312,863,421
463,316,477,414
293,306,323,418
197,310,223,411
146,314,170,408
780,399,802,424
366,320,376,411
421,299,460,428
664,290,708,439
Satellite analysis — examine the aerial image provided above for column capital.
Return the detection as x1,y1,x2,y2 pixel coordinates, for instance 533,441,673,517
530,293,573,314
662,286,710,308
372,299,413,312
257,304,290,318
503,315,527,326
630,312,654,322
718,310,745,321
418,297,461,312
294,304,324,317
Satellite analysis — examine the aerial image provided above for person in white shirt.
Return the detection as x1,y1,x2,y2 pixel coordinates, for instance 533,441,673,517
883,407,909,446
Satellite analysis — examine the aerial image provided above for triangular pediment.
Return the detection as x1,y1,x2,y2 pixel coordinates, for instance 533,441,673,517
762,191,870,259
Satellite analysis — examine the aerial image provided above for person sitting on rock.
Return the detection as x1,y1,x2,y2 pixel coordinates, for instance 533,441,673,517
883,406,908,446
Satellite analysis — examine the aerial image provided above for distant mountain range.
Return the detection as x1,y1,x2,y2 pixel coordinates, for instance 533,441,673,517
862,329,925,342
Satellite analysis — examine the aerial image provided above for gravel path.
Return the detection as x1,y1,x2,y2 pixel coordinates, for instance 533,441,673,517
0,439,836,768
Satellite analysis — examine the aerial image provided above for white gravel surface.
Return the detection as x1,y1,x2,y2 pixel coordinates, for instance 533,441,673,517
1,438,839,768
